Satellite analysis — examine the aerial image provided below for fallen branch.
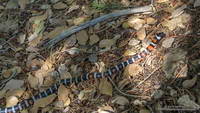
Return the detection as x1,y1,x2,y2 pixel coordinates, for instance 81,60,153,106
40,5,154,49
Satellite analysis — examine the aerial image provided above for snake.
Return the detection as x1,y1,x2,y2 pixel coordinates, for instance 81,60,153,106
0,32,166,113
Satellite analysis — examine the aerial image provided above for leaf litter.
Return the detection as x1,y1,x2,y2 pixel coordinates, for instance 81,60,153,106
0,0,200,113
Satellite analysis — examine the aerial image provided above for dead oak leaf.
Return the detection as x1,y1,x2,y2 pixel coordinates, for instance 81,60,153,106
58,85,71,107
99,78,113,96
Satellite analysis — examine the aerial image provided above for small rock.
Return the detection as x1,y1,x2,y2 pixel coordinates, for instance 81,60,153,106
162,38,175,48
153,90,164,99
89,34,100,45
137,28,146,40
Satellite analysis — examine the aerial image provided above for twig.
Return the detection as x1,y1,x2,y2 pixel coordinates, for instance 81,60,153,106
135,66,161,88
107,76,149,98
40,5,154,49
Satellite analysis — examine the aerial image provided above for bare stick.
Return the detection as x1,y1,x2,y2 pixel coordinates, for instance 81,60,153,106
40,5,154,49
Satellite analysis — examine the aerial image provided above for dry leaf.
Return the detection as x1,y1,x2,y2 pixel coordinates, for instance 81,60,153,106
6,89,25,97
0,89,8,98
139,108,150,113
44,26,68,40
121,0,130,6
162,38,175,48
146,17,157,24
170,5,187,18
18,0,29,9
137,28,146,40
76,30,89,45
78,89,94,100
53,2,68,9
6,96,19,107
123,64,143,77
99,39,116,50
123,49,136,56
178,95,200,109
58,85,71,106
99,78,113,96
34,94,57,108
64,35,77,47
2,68,12,78
194,0,200,7
6,0,19,9
112,96,129,105
163,48,187,78
127,17,145,30
4,79,24,90
162,13,191,31
182,76,197,88
156,0,169,3
153,90,164,99
98,105,114,113
128,39,140,46
73,16,88,25
28,74,40,89
89,34,100,45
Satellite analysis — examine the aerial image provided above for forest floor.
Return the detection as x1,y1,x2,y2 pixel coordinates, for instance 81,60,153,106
0,0,200,113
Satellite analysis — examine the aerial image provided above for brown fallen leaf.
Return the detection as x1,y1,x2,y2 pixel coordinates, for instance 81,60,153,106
31,94,57,113
76,30,89,45
28,74,40,89
182,76,197,88
112,96,129,105
6,89,25,98
137,27,146,40
123,64,143,77
89,34,100,45
58,85,71,107
53,2,68,9
6,96,19,107
99,78,113,96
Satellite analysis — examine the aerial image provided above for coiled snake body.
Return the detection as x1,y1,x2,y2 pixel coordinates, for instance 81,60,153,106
0,32,166,113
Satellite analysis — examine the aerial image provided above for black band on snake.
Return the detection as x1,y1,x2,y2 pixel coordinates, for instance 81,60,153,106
0,32,166,113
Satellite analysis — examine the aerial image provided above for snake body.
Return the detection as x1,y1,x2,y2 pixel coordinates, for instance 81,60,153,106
0,32,166,113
